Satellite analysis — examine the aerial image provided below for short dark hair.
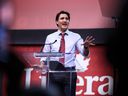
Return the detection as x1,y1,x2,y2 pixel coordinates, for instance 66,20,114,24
55,10,70,21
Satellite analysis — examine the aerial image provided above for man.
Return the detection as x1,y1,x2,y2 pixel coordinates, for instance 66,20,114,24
40,10,95,96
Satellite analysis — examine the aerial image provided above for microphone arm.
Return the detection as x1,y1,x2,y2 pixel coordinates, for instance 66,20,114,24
40,40,57,52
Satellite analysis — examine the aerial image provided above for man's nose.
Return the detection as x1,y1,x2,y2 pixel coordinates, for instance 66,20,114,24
63,18,67,21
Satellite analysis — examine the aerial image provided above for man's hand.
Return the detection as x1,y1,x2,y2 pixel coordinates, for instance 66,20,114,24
32,61,45,70
82,36,95,47
39,61,45,68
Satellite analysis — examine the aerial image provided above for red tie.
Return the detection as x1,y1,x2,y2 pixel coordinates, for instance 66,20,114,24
59,33,65,64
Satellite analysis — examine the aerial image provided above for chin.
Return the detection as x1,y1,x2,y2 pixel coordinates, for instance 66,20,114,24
62,27,68,30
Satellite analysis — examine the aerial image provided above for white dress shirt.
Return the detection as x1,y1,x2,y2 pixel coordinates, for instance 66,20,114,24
41,29,88,67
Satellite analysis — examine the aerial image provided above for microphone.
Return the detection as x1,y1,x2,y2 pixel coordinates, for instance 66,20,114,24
40,40,57,52
48,40,57,45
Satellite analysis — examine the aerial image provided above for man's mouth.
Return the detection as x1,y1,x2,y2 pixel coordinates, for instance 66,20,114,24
62,23,67,26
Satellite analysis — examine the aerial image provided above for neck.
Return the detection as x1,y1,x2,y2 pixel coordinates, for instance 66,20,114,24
59,28,67,32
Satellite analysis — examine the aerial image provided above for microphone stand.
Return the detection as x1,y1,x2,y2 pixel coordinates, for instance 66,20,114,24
46,42,52,89
40,40,57,89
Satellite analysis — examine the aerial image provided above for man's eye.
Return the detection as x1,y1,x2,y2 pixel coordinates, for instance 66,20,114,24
66,18,69,20
60,17,69,20
60,17,64,20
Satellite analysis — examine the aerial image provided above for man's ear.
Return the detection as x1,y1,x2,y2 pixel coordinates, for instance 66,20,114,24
56,21,58,26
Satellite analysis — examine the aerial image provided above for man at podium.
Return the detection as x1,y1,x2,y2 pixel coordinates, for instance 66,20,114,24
40,10,94,96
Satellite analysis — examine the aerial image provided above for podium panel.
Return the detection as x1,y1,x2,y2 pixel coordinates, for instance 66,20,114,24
23,52,85,92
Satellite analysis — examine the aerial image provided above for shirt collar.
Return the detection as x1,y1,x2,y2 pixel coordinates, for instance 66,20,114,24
57,29,69,36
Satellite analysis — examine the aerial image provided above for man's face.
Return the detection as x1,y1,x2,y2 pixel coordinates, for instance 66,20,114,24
56,14,70,31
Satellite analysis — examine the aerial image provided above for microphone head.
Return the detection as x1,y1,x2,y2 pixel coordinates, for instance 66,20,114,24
52,40,57,44
55,40,57,42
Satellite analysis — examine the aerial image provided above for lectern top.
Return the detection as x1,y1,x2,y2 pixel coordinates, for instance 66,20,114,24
34,52,64,58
